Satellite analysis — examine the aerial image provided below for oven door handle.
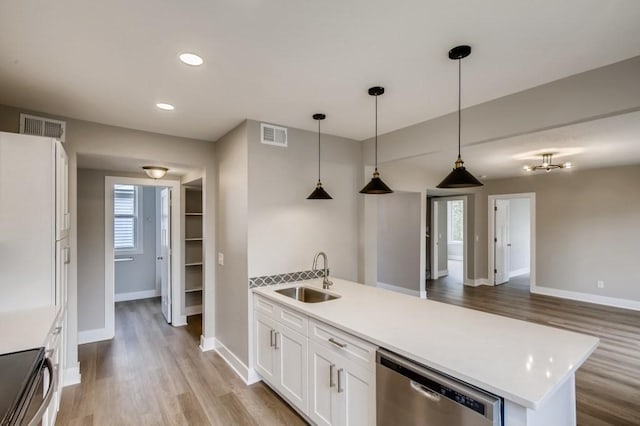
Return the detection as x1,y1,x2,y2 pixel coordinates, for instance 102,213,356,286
26,357,56,426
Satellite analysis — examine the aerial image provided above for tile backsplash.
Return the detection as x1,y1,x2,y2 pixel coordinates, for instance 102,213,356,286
249,269,326,288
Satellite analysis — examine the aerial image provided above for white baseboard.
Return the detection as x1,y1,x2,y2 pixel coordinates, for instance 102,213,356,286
114,289,160,302
78,327,113,344
172,315,187,327
464,278,492,287
531,285,640,312
63,364,81,386
419,290,427,299
438,270,448,278
376,282,421,298
448,255,463,261
509,268,530,278
214,338,261,385
199,335,216,352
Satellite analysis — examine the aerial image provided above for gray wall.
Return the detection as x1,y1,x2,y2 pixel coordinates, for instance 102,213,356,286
473,165,640,301
246,120,361,280
114,186,158,295
215,121,249,365
508,198,531,275
377,192,421,290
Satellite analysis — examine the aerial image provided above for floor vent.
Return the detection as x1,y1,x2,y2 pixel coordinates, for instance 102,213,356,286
260,123,287,147
19,113,66,142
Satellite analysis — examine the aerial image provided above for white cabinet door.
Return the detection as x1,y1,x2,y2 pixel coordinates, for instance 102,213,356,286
277,324,308,414
309,341,339,426
338,360,375,426
254,312,277,383
55,141,69,240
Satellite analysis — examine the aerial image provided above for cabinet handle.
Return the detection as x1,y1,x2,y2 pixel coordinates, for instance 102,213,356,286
269,329,275,348
45,349,54,358
337,368,344,393
274,332,279,350
329,364,336,388
329,337,347,348
53,326,62,335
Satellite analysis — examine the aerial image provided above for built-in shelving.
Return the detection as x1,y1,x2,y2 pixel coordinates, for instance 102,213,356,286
184,185,203,316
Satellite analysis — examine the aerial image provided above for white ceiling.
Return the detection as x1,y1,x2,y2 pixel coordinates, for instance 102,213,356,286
397,110,640,181
1,1,640,141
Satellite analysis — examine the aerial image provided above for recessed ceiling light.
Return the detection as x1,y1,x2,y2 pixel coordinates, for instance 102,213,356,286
156,103,175,111
179,53,204,66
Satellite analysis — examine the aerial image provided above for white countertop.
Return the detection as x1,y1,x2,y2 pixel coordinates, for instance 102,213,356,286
253,278,599,410
0,306,61,354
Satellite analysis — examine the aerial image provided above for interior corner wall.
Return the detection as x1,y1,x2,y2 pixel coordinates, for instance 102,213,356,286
214,120,249,365
473,165,640,302
246,120,361,281
377,192,421,291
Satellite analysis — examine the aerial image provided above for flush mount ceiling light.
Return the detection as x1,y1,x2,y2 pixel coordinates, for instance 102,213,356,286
142,166,169,179
523,153,572,173
179,53,204,66
360,86,393,195
437,45,483,189
307,113,333,200
156,103,175,111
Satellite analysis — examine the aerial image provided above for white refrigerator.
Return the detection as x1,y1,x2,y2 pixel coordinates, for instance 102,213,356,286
0,130,69,312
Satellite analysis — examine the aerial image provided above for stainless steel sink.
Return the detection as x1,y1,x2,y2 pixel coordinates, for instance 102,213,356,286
275,286,340,303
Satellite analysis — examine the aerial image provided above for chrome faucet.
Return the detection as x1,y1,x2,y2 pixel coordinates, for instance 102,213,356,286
312,252,333,290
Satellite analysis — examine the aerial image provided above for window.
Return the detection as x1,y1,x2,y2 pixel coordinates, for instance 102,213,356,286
114,184,143,253
447,200,464,244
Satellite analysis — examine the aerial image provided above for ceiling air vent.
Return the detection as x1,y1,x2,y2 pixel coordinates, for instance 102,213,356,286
19,113,66,142
261,123,287,147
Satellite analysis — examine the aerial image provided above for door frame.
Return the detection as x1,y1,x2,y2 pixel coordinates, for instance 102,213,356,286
430,195,468,284
104,176,182,339
487,193,536,289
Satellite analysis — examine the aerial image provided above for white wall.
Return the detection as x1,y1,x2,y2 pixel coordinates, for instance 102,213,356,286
114,186,158,297
508,198,530,276
377,192,421,291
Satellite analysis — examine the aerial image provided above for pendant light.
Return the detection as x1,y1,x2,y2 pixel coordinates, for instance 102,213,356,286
436,45,483,188
307,113,333,199
360,86,393,194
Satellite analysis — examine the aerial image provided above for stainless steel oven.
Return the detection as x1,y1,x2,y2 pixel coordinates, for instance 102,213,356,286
377,349,502,426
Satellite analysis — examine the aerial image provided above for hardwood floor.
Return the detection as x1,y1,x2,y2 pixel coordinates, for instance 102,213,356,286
426,277,640,426
57,298,306,425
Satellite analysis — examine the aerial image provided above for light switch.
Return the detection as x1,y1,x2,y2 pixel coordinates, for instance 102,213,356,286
218,252,224,266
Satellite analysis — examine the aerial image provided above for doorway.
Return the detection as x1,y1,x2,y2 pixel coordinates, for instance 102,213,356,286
488,193,535,289
430,195,468,286
105,176,182,339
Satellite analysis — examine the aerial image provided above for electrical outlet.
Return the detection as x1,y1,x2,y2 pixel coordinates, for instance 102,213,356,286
596,280,604,289
218,252,224,266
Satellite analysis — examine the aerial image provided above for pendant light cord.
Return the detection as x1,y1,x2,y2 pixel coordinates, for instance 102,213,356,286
317,119,321,182
458,58,462,159
375,94,378,170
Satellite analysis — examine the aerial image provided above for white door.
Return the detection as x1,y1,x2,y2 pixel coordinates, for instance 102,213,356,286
494,199,510,285
277,325,308,414
160,188,171,323
254,312,277,382
308,341,339,426
338,360,375,426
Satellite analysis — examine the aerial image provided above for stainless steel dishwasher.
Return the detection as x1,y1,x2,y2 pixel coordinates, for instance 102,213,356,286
377,350,502,426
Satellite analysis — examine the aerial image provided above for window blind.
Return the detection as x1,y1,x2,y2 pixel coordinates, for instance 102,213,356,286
114,184,137,250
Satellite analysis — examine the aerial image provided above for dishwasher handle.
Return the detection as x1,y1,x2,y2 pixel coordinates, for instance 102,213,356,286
410,380,441,402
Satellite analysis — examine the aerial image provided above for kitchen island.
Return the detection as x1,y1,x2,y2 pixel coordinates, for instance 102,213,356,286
252,278,599,426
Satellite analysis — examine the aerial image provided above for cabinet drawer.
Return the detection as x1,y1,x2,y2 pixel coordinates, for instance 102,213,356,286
254,294,308,335
254,294,277,316
309,319,376,369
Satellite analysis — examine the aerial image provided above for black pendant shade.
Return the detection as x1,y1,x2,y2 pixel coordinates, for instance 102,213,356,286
436,45,483,189
307,113,333,200
360,86,393,194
